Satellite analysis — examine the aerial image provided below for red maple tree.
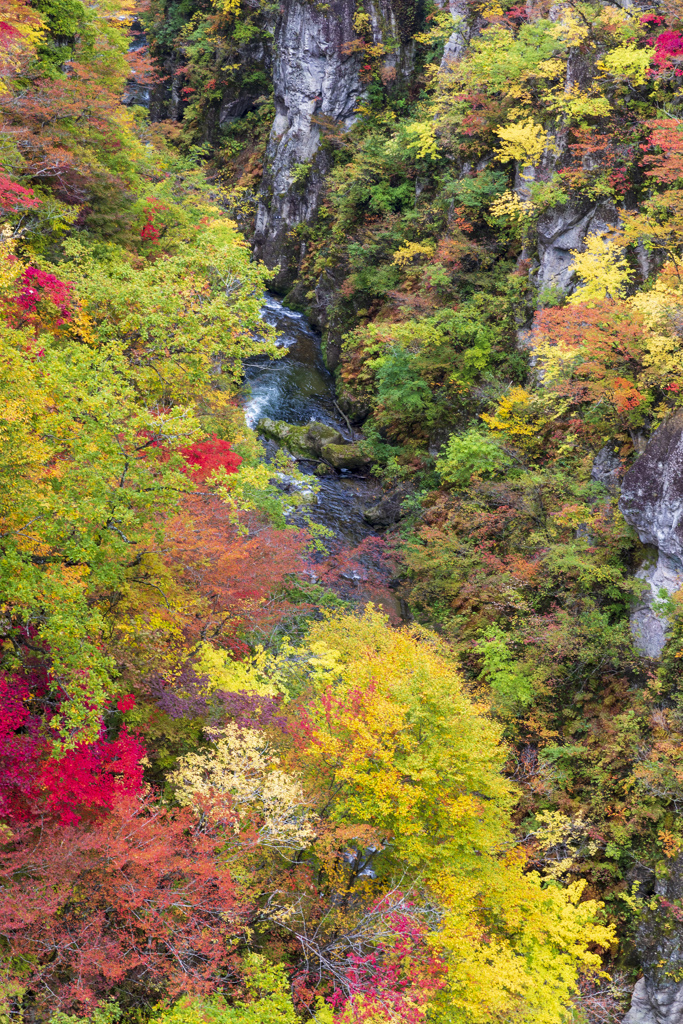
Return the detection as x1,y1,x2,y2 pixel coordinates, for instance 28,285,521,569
0,669,145,826
0,792,246,1011
0,172,41,214
180,434,243,482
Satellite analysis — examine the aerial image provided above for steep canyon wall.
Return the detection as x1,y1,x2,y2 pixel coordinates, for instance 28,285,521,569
253,0,417,296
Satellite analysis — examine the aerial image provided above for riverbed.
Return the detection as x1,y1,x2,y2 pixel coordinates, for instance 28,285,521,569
242,296,384,546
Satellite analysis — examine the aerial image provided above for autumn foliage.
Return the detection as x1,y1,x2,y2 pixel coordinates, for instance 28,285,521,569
534,299,649,416
164,493,311,647
180,435,243,482
5,0,681,1016
0,794,242,1008
0,670,145,826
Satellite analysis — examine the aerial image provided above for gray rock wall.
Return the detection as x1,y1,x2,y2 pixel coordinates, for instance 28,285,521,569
253,0,362,287
624,851,683,1024
535,200,620,300
440,0,469,67
619,411,683,659
625,978,683,1024
253,0,413,290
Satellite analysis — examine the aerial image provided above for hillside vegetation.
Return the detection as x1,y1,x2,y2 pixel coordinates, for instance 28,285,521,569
2,0,683,1020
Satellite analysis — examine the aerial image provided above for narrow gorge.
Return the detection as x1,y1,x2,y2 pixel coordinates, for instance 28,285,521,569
4,0,683,1020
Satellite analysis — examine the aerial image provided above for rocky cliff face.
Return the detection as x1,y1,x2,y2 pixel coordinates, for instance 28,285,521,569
440,0,469,66
624,852,683,1024
253,0,415,291
619,411,683,659
535,199,620,300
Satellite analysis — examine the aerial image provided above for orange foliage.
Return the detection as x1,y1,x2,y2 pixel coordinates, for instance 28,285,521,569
0,793,245,1011
164,494,312,646
533,299,649,415
1,65,132,203
643,119,683,185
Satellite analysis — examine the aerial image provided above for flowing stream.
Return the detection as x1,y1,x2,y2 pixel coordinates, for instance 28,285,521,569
242,296,383,545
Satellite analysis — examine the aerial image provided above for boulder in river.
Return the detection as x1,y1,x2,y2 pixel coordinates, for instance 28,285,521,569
257,418,372,471
257,417,342,458
304,421,344,454
321,442,372,472
363,485,413,528
619,410,683,658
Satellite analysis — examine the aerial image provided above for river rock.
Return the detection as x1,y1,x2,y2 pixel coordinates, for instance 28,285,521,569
619,411,683,658
257,418,315,457
304,421,344,454
257,417,343,458
321,442,371,472
363,485,412,528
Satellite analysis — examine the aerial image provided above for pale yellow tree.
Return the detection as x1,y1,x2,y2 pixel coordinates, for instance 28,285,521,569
494,119,548,165
170,723,317,851
631,261,683,378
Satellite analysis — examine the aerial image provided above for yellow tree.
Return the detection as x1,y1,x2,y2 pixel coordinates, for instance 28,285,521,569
147,609,615,1020
272,609,615,1023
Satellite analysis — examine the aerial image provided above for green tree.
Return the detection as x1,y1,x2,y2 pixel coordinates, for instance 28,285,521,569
0,215,279,743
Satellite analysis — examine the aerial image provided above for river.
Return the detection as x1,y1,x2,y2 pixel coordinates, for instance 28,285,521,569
242,296,384,545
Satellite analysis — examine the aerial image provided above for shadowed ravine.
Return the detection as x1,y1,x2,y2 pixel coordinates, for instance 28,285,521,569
242,295,384,545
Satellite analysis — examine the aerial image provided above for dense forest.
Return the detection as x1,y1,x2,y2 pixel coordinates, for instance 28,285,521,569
3,0,683,1019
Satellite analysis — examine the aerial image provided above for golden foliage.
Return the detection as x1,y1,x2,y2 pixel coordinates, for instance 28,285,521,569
404,121,440,161
391,240,436,267
489,190,534,221
494,118,548,166
290,608,616,1024
481,386,544,452
599,44,651,86
568,234,634,306
630,261,683,379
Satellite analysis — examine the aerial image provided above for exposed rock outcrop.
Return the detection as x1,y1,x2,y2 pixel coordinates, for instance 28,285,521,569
624,978,683,1024
619,411,683,658
254,0,414,290
363,484,412,528
253,0,363,287
623,851,683,1024
440,0,469,67
535,200,620,300
591,443,622,491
